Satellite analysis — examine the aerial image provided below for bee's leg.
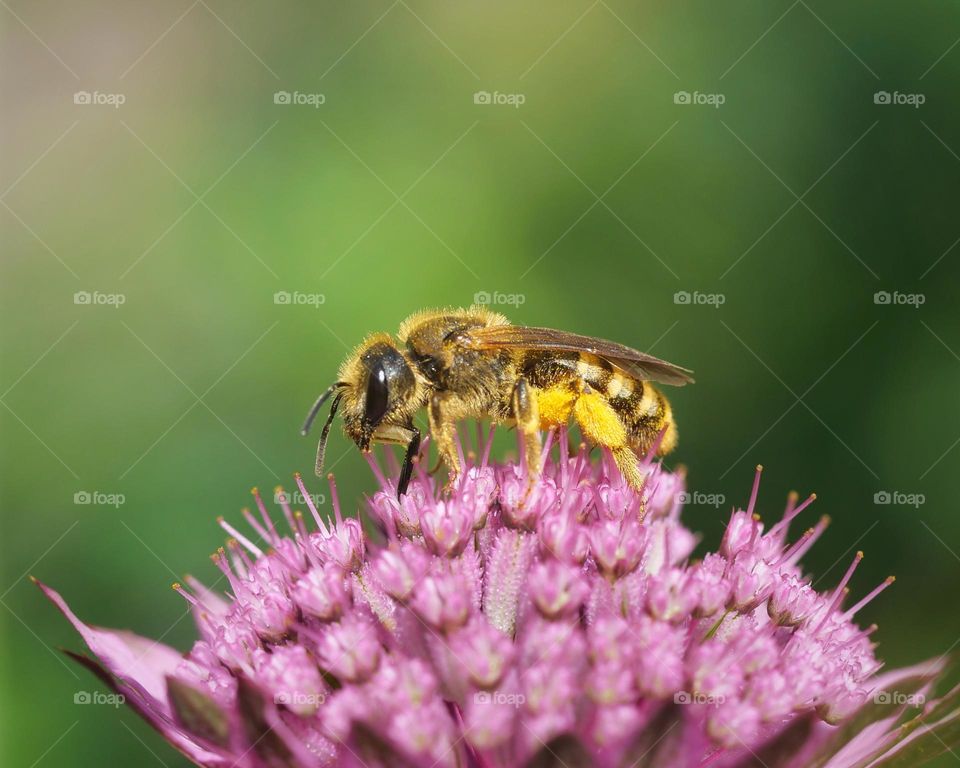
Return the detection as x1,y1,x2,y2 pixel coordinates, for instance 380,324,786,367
512,377,542,497
573,386,645,494
370,424,422,498
397,427,421,498
428,393,461,493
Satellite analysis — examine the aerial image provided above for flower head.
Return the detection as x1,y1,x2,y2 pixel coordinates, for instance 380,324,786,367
40,433,955,767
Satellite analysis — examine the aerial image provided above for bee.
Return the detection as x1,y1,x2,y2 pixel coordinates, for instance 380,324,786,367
302,307,693,498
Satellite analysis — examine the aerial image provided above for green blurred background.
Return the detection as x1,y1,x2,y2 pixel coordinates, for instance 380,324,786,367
2,2,959,765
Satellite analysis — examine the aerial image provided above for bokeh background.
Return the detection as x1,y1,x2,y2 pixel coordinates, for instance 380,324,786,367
3,1,960,765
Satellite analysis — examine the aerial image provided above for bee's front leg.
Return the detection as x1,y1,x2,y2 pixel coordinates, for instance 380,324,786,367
512,378,542,500
371,424,421,498
428,392,461,494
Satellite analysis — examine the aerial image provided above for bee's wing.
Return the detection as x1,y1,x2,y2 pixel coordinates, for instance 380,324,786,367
460,325,694,386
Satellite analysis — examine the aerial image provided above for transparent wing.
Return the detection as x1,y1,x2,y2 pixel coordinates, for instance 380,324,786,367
461,325,694,386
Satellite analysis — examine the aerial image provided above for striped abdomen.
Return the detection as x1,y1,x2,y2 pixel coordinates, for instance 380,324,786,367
519,350,677,455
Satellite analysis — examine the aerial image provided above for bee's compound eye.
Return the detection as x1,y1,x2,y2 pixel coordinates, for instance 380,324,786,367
364,363,389,426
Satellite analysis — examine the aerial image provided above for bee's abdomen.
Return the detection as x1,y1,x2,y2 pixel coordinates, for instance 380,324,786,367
521,351,678,454
572,353,677,455
612,379,677,455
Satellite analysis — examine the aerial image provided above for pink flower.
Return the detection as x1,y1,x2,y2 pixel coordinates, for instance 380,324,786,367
38,433,957,767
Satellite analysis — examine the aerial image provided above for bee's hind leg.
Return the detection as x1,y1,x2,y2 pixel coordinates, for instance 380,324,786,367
573,385,645,495
512,378,542,501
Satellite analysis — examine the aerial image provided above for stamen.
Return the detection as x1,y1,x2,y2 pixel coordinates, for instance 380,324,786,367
644,425,669,463
172,583,220,636
328,473,344,527
749,513,763,549
217,516,264,558
241,507,273,547
412,435,432,486
455,427,466,473
184,575,226,613
364,454,390,493
784,515,830,566
251,487,280,544
816,551,863,632
844,577,895,620
832,553,864,602
171,582,200,607
776,527,815,566
747,465,763,517
294,472,324,530
292,510,310,543
210,547,241,594
480,426,495,468
383,444,400,477
274,486,297,534
784,490,799,517
558,428,570,486
539,428,556,476
575,442,589,480
769,492,816,539
227,538,255,573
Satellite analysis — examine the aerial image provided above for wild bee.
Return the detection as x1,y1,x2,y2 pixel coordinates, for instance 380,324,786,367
302,307,693,497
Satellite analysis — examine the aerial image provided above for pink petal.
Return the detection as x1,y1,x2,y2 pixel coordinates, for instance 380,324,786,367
36,579,182,706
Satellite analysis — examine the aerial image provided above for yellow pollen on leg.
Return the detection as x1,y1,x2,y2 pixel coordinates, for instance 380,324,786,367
536,385,577,428
574,390,627,447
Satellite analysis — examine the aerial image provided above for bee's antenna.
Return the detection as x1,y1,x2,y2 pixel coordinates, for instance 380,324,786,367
314,392,344,477
301,382,345,436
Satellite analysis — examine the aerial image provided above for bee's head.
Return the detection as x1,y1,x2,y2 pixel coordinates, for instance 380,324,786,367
302,335,418,474
339,336,418,451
